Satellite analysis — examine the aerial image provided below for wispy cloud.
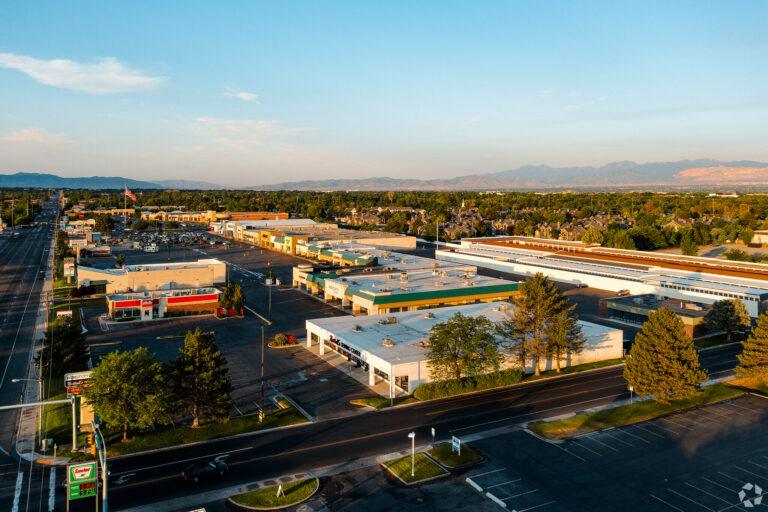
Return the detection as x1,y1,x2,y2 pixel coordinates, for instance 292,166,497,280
0,52,164,94
0,127,76,147
223,88,259,103
190,117,312,151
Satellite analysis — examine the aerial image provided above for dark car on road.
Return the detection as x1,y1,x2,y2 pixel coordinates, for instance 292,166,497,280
182,459,229,482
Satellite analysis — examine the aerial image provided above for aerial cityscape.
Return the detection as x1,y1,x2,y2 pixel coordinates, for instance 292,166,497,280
1,2,768,512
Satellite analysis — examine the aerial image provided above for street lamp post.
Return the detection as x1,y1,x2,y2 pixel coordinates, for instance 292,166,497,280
11,378,42,443
408,431,416,478
628,385,634,404
92,422,108,512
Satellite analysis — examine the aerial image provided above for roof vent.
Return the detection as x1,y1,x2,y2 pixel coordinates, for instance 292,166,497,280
353,324,363,332
382,338,395,348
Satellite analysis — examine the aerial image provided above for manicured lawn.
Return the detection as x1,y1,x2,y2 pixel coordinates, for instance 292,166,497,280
384,452,448,484
65,405,308,461
230,478,319,510
529,383,744,440
349,395,418,409
729,377,768,396
427,442,483,468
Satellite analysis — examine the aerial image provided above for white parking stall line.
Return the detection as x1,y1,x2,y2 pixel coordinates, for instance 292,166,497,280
732,465,768,482
700,476,739,496
721,401,754,413
688,409,729,426
650,493,686,512
717,471,748,485
518,501,556,512
569,440,603,457
582,434,620,452
645,421,682,436
666,488,716,511
661,417,694,431
551,442,586,462
501,489,539,500
614,427,652,444
747,460,768,472
602,430,637,448
683,482,731,505
486,478,522,490
471,468,507,479
631,424,667,439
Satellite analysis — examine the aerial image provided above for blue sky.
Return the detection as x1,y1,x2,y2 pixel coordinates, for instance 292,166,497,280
0,1,766,186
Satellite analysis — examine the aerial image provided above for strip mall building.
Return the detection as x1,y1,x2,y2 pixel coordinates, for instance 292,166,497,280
77,259,227,294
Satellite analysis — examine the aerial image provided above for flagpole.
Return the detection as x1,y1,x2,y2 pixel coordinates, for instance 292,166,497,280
124,184,127,225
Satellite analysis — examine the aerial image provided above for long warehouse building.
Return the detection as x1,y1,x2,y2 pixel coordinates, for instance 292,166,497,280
437,236,768,317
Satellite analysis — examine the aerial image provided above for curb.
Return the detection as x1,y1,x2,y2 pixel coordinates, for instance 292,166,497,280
227,477,320,511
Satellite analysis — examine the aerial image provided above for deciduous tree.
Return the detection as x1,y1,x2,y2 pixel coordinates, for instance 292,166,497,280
427,313,502,381
624,308,707,402
545,310,585,372
87,348,171,441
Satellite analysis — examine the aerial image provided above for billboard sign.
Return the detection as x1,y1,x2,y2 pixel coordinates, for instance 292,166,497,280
64,370,93,397
68,462,97,500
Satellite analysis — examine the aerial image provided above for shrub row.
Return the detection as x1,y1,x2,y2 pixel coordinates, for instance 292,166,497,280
413,368,523,401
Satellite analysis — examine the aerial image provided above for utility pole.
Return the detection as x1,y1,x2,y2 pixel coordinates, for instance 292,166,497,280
260,326,265,397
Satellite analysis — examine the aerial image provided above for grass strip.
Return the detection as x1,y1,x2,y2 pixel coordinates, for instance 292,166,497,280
384,452,448,484
230,478,319,510
349,396,418,409
427,442,483,468
529,382,744,440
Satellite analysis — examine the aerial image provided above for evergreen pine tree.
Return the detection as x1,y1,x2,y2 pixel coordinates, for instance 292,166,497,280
624,307,707,403
499,273,570,375
174,328,233,427
736,313,768,380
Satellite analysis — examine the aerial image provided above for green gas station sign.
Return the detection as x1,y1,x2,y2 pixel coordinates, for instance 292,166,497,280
68,462,97,500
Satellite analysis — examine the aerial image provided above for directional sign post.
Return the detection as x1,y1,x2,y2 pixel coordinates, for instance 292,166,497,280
68,461,98,507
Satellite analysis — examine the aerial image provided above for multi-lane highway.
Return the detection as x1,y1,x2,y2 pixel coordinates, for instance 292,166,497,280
106,343,740,511
0,199,57,512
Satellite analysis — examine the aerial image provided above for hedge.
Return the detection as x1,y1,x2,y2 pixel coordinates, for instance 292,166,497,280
413,368,523,401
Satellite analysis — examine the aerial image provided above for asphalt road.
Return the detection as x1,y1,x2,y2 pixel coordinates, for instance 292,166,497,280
104,343,740,511
0,200,58,512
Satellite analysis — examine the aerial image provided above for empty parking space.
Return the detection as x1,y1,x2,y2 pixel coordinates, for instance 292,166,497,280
471,394,768,511
466,465,567,512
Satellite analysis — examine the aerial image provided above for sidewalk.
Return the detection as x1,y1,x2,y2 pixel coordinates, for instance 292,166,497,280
16,243,71,466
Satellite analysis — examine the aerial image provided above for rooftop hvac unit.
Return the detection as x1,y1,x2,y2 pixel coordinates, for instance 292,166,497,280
386,316,397,324
432,269,439,276
400,271,408,281
353,324,363,332
435,281,445,287
463,280,475,286
399,286,410,292
382,338,395,348
387,274,396,280
423,311,435,319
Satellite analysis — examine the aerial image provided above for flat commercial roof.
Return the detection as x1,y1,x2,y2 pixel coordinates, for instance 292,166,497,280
306,302,620,365
468,236,768,282
81,258,225,275
333,267,519,304
605,294,710,318
107,287,220,302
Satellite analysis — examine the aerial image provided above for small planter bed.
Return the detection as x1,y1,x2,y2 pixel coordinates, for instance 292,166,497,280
228,478,319,510
427,442,484,469
383,452,449,485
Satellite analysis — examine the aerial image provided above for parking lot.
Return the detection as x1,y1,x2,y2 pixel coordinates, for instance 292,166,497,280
83,240,376,419
470,394,768,511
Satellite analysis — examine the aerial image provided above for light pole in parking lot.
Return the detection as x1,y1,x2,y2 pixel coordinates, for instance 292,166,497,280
408,431,416,477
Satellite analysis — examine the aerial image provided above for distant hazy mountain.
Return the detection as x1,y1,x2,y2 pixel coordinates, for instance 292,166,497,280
254,159,768,191
0,172,223,190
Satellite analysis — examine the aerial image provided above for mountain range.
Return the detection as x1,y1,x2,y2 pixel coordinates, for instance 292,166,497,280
0,173,223,190
253,160,768,191
2,160,768,191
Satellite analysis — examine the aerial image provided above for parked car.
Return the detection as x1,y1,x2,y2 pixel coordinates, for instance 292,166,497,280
182,458,228,482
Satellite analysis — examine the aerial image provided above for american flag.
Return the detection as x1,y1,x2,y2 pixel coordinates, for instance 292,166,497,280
124,186,137,202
